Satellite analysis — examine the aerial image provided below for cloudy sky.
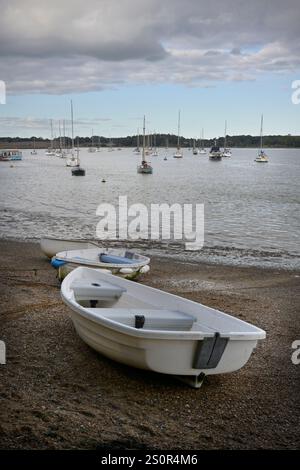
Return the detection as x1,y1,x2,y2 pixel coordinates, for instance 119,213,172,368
0,0,299,138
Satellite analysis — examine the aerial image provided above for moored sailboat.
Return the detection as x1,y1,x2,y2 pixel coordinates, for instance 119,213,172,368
137,116,153,174
209,140,222,160
88,130,96,153
152,132,158,156
96,135,101,152
192,139,199,155
31,137,37,155
173,110,183,158
55,121,65,158
199,128,206,154
45,119,56,156
134,129,141,153
255,114,269,163
69,101,85,176
222,120,232,157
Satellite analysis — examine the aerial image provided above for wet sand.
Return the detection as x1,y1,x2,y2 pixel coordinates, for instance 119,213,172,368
0,240,299,449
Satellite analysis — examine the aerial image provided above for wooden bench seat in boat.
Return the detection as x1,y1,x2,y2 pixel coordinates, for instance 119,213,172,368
71,279,126,301
85,308,196,331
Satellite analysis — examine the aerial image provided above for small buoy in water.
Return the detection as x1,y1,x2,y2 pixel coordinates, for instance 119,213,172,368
10,165,14,168
101,178,106,183
164,157,167,161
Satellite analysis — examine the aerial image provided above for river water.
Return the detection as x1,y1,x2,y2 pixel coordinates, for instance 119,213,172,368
0,147,299,269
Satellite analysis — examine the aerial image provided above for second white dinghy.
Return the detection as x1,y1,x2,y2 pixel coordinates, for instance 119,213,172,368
40,237,99,259
61,267,266,388
52,247,150,280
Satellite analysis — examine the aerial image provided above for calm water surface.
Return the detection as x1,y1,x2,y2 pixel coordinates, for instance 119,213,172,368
0,147,299,269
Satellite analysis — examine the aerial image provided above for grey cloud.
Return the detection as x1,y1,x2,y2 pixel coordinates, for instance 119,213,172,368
0,0,299,94
231,48,241,56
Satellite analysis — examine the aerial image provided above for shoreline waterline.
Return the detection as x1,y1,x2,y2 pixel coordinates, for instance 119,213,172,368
1,236,299,272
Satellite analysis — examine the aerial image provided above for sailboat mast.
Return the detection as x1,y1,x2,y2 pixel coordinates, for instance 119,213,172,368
224,120,227,148
71,100,74,152
50,119,53,149
260,114,263,149
142,116,146,161
177,110,180,148
62,120,65,151
59,120,62,151
137,129,139,149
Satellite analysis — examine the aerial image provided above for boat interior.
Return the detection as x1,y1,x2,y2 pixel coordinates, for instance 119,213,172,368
63,248,145,264
71,278,197,331
69,276,254,337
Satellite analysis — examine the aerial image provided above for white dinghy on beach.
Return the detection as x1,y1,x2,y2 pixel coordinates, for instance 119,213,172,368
52,247,150,280
40,237,99,259
61,267,266,388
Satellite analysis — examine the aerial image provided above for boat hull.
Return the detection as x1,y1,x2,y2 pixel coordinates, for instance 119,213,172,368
209,155,222,160
9,155,22,161
137,166,153,174
66,162,79,167
57,261,147,280
40,237,99,258
255,150,268,162
70,307,258,376
61,267,266,386
72,167,85,176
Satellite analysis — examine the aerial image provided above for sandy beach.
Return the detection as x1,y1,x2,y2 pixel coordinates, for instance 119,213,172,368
0,239,299,450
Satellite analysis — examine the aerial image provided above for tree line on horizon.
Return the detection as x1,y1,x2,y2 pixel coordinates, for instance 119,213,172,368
1,134,300,148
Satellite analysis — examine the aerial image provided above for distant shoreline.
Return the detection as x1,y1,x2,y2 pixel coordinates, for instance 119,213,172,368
1,143,300,149
1,134,300,150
